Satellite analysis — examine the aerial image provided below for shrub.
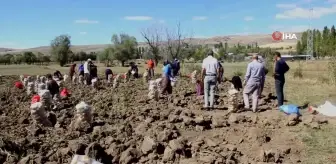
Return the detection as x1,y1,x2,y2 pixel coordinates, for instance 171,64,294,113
293,62,303,78
233,70,243,77
328,57,336,85
184,63,202,75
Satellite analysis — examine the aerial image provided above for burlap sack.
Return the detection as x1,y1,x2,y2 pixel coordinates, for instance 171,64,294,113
148,80,159,100
26,82,34,95
107,74,113,83
30,102,52,127
113,74,120,88
191,70,197,84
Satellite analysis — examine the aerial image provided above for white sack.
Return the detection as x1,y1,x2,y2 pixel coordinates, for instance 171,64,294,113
40,76,47,83
143,71,149,83
78,75,84,84
315,101,336,117
113,74,120,88
70,155,102,164
20,75,24,82
30,102,52,127
72,76,77,83
26,82,34,95
107,74,113,83
75,101,93,123
63,74,68,82
148,80,159,100
38,89,53,110
91,78,98,88
191,70,197,84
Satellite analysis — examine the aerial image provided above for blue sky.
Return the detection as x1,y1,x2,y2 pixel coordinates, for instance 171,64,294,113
1,0,336,49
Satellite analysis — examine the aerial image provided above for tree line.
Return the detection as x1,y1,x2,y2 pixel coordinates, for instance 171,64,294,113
5,23,327,66
0,49,97,65
296,25,336,57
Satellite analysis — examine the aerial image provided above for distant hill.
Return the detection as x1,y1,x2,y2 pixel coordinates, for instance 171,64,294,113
0,32,301,55
0,48,16,53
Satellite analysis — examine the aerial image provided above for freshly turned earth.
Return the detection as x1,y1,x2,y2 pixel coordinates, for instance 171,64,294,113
0,75,330,164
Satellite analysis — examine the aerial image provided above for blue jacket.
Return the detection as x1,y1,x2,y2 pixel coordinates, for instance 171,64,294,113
162,64,172,77
79,64,84,72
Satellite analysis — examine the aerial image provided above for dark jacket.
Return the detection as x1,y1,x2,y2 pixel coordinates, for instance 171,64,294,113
47,80,60,96
90,65,98,78
274,59,290,80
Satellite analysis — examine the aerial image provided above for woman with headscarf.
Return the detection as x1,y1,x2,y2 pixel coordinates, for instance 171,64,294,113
161,60,173,95
53,70,63,80
128,62,139,78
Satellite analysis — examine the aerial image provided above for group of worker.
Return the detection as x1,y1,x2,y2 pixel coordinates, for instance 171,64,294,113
201,50,289,112
61,52,289,112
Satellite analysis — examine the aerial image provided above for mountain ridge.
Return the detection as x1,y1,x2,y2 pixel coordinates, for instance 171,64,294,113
0,32,302,55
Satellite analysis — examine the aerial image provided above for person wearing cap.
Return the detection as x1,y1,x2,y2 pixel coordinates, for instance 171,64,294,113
84,59,92,85
172,58,180,76
243,54,265,112
201,50,220,109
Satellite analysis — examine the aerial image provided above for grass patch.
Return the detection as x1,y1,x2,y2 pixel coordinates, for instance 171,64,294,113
300,125,336,164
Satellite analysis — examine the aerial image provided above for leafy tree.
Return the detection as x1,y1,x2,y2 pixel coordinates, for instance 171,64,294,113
111,34,138,66
99,46,114,66
296,41,303,54
51,34,71,66
23,51,37,64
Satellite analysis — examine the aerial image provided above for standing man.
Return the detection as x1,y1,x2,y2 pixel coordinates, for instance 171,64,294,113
201,50,219,109
257,54,267,98
84,59,92,85
243,54,265,112
147,58,155,79
273,52,290,107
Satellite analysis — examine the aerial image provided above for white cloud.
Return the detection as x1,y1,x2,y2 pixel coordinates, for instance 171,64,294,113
123,16,152,21
269,25,310,32
192,16,208,21
244,16,254,21
74,19,99,24
79,32,87,35
275,5,336,19
276,3,297,9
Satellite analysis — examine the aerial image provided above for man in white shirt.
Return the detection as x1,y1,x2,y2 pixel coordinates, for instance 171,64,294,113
84,58,92,85
201,50,220,109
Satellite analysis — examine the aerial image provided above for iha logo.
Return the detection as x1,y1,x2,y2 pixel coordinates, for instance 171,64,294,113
272,31,297,41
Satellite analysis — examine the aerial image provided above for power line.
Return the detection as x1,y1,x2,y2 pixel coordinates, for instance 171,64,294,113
307,5,314,61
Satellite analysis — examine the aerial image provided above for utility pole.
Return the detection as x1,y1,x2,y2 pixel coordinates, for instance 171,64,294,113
307,5,314,61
